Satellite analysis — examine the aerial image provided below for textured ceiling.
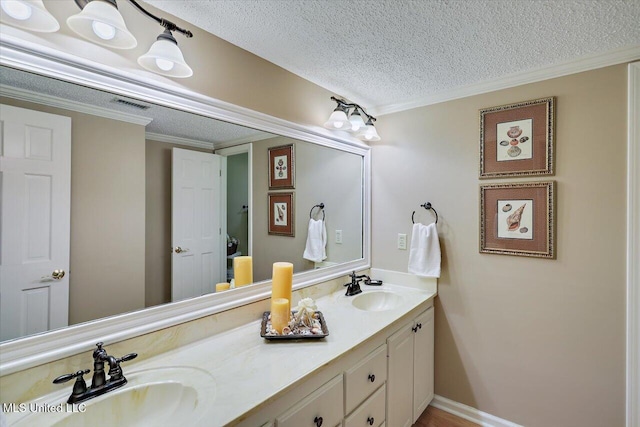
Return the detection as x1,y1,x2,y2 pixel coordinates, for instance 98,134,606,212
147,0,640,111
0,66,271,145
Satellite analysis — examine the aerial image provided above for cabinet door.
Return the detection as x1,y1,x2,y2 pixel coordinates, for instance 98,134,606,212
386,323,413,427
412,308,434,422
276,374,343,427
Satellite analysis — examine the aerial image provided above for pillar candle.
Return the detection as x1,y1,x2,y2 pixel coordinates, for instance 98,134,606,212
233,256,253,287
271,262,293,312
215,282,230,292
270,297,290,334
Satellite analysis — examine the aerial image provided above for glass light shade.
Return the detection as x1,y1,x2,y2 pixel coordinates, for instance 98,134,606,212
348,111,366,132
324,108,350,130
138,37,193,78
357,123,381,142
0,0,59,32
66,0,137,49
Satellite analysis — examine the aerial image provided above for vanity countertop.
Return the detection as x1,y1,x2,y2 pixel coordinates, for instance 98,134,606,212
5,270,436,426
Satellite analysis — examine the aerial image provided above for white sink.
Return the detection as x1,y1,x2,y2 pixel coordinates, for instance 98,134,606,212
351,291,403,311
11,366,216,427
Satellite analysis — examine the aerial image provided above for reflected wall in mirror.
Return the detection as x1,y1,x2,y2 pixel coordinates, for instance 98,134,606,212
0,66,364,343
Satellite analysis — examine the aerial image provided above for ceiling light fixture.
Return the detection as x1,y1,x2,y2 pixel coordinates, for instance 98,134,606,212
0,0,59,32
324,96,380,141
1,0,194,78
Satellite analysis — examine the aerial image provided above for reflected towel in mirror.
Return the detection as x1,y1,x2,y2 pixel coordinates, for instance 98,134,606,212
408,222,441,278
303,219,327,262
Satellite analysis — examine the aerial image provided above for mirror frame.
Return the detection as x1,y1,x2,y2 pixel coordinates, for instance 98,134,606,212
0,35,371,375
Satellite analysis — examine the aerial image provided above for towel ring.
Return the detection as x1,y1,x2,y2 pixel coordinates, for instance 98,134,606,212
310,203,325,220
412,202,438,224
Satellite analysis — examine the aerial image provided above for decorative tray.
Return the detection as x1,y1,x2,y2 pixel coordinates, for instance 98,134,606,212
260,311,329,340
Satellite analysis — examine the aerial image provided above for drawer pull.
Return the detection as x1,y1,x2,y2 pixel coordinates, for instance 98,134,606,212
367,416,375,425
368,373,375,383
314,416,323,427
413,322,423,332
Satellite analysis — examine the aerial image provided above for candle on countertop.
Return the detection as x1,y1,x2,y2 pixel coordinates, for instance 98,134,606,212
271,262,293,312
270,297,290,334
233,256,253,287
215,282,230,292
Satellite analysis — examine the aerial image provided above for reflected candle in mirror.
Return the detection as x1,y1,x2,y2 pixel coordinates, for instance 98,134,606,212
233,256,253,287
215,282,230,292
272,262,293,312
271,297,290,334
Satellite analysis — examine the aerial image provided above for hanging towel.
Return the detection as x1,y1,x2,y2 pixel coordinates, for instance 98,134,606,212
408,222,441,278
303,218,327,262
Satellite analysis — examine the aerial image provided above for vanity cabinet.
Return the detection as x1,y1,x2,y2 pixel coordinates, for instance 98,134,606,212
344,344,387,414
276,374,343,427
386,307,434,426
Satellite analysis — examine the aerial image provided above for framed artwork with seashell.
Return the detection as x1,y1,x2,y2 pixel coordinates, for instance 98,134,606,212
480,181,556,258
268,144,295,189
268,192,295,236
480,97,555,178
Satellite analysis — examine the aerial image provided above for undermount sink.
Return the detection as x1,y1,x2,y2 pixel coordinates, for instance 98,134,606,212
12,367,216,427
351,291,403,311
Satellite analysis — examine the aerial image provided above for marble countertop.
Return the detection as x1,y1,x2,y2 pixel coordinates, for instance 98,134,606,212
5,270,436,426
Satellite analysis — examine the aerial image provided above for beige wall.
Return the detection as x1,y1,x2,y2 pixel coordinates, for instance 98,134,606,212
1,98,146,325
252,137,363,281
371,64,627,426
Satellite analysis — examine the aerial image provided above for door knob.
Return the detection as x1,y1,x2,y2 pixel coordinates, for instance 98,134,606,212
173,246,190,254
42,269,65,281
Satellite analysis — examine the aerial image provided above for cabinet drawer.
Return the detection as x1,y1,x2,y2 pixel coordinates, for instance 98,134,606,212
344,344,387,414
276,374,343,427
344,384,385,427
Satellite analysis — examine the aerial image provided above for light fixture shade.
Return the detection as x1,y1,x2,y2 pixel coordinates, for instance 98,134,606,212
138,33,193,78
0,0,59,32
67,0,137,49
348,110,366,132
357,122,381,142
324,108,350,130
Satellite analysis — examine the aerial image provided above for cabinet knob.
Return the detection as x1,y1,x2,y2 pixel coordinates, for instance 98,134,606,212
368,373,375,383
314,416,323,427
367,416,375,425
412,325,418,333
417,322,422,329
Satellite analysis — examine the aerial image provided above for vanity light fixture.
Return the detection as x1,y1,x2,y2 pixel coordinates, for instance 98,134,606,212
0,0,59,32
324,96,381,142
0,0,194,78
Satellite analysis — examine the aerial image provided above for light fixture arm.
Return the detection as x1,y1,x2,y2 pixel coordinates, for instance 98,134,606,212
330,96,376,124
73,0,193,38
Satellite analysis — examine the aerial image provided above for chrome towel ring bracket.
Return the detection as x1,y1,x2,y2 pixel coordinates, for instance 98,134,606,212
412,202,438,224
310,203,325,220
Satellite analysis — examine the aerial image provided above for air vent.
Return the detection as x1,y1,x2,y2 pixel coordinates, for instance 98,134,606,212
110,98,151,110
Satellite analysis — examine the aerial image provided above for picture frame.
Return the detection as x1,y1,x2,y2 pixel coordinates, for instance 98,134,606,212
268,144,295,189
480,181,556,258
479,97,555,178
268,192,295,237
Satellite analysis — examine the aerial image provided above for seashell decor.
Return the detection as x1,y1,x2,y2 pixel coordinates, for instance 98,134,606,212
265,298,324,337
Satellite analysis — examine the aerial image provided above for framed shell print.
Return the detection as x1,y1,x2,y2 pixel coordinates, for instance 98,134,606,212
480,97,555,178
268,144,295,189
268,192,294,237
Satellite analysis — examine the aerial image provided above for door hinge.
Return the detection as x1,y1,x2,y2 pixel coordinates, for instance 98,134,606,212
219,169,222,177
219,228,222,235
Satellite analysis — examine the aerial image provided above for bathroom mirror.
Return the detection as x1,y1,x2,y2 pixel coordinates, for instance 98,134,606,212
0,63,367,346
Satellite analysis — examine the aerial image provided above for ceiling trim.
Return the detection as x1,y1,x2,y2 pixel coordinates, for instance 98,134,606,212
0,84,153,126
145,132,214,150
213,132,275,150
372,44,640,116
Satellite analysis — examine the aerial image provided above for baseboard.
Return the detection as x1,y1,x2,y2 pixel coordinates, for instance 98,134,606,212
430,395,523,427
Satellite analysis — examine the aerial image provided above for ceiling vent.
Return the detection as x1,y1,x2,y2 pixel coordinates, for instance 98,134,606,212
111,98,151,110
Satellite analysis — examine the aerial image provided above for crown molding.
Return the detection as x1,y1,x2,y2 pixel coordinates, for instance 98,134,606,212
373,44,640,116
0,84,153,126
145,132,214,149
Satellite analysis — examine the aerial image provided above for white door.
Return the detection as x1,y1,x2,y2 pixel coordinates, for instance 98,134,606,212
387,323,414,427
0,104,71,341
171,148,225,301
413,308,435,423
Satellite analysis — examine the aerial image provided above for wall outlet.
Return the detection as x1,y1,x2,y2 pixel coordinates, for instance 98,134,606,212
335,229,343,244
397,233,407,250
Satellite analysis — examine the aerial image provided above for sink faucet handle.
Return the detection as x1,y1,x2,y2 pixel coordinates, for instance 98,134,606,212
53,369,90,384
53,369,91,398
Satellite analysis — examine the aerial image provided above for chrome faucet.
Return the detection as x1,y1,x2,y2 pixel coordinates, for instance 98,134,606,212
53,342,137,404
344,271,365,296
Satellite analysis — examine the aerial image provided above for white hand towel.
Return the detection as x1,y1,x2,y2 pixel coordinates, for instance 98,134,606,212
408,222,441,278
303,219,327,262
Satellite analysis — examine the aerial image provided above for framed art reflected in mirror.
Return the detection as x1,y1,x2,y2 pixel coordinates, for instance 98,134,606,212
268,192,295,237
480,97,555,178
480,181,556,258
268,144,295,189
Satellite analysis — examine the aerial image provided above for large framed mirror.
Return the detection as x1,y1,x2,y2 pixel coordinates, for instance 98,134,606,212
0,39,370,374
